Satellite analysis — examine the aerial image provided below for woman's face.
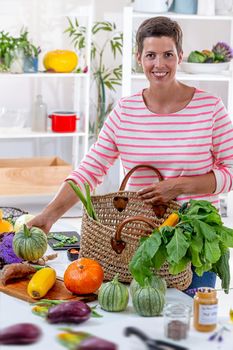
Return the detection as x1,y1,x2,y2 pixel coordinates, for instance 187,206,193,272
137,36,183,87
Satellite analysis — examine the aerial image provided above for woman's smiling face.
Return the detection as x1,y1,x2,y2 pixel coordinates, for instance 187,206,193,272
137,36,183,87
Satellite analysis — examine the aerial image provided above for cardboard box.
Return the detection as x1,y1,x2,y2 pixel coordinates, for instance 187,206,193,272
0,157,72,195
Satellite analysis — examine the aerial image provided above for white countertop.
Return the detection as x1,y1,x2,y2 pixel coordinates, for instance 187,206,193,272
0,219,232,350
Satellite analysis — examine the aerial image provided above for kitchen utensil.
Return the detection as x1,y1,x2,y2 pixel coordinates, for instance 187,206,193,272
49,111,79,132
124,327,189,350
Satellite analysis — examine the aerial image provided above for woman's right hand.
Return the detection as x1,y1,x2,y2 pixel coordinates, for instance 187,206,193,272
27,213,55,234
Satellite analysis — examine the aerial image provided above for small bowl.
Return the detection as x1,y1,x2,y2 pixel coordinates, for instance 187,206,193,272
67,246,80,261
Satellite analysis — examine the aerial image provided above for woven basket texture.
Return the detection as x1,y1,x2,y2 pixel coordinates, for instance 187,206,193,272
79,191,192,290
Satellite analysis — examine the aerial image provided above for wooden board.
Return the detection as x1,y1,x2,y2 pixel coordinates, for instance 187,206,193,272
0,277,97,303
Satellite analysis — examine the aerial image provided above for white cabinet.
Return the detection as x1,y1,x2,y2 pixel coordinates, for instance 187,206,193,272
0,4,93,196
122,7,233,115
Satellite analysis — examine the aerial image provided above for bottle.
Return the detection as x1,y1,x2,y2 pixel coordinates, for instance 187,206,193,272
31,95,47,132
193,287,218,332
164,303,191,340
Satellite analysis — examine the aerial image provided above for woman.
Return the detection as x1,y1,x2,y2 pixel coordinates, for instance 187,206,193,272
29,17,233,294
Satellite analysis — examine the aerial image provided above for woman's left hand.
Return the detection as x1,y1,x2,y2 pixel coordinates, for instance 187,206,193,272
138,178,181,204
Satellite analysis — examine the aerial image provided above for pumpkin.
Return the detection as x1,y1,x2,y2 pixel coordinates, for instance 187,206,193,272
27,267,56,299
43,50,78,73
14,214,35,233
0,210,13,233
98,274,129,312
13,225,47,261
130,275,167,297
132,286,165,317
64,257,104,294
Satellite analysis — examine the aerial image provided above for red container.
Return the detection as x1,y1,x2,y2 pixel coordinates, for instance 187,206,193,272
49,111,79,133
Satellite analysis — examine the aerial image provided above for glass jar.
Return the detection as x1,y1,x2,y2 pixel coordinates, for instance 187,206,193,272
193,287,218,332
164,303,191,340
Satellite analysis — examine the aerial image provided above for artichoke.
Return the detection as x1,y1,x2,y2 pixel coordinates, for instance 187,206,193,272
212,42,233,62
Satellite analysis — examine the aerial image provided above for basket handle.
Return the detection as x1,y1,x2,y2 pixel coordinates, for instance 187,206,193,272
119,165,163,191
111,215,157,254
113,165,167,218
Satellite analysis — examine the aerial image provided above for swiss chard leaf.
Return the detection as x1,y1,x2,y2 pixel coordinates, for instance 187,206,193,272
151,244,168,270
166,227,190,264
195,262,212,276
217,225,233,247
204,239,221,263
211,248,230,293
192,219,217,241
129,232,161,285
168,256,190,275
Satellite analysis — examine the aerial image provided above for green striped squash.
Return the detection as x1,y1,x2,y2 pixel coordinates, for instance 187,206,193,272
98,274,129,312
130,275,167,297
13,225,47,261
132,286,165,316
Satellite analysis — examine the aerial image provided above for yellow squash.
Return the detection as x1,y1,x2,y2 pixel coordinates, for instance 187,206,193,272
0,210,13,233
43,50,78,73
159,212,179,228
27,267,56,299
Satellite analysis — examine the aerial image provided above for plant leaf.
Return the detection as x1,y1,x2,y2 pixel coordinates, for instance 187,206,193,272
166,227,190,263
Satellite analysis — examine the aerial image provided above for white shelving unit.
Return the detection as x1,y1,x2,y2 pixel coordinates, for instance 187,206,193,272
122,7,233,115
0,4,93,197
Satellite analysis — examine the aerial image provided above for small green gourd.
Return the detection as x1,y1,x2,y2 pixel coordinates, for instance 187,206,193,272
13,224,47,261
98,274,129,312
132,284,165,317
130,275,167,297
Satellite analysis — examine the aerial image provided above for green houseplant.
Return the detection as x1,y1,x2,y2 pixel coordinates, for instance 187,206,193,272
0,28,40,73
65,19,123,139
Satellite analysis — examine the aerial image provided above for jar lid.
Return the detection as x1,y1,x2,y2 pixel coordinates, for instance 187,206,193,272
196,287,217,298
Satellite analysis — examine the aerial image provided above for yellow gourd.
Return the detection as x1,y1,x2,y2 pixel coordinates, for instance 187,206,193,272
27,267,56,299
43,50,78,73
0,210,13,233
159,212,179,228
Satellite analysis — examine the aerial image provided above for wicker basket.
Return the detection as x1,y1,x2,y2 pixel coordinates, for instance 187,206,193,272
79,165,192,290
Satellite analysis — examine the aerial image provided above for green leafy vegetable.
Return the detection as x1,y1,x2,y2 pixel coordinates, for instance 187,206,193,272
129,200,233,293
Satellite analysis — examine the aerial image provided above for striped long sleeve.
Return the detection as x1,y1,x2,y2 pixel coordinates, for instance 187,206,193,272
66,89,233,207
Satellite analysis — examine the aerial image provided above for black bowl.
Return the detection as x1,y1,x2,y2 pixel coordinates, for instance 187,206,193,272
67,246,80,261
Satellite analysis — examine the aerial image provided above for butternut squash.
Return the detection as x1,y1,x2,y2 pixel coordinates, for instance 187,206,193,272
27,267,56,299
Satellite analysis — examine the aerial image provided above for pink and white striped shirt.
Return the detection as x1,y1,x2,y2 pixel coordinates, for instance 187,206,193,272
66,89,233,207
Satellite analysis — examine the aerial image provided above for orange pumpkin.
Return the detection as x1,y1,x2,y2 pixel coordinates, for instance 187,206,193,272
64,257,104,294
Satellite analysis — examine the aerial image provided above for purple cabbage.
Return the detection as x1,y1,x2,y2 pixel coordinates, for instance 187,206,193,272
0,233,23,264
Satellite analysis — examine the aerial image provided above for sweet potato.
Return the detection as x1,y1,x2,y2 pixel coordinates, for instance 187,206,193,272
1,263,36,285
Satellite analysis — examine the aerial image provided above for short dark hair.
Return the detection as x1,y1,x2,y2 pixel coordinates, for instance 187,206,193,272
136,16,183,54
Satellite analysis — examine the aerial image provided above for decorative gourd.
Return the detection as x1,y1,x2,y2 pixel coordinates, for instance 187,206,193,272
43,50,78,73
27,267,56,299
132,285,165,317
13,225,47,261
64,257,104,294
14,214,35,233
0,210,13,233
130,275,167,297
98,274,129,312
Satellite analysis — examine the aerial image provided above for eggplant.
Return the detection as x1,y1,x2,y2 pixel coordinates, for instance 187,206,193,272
0,323,42,345
78,336,117,350
47,300,91,324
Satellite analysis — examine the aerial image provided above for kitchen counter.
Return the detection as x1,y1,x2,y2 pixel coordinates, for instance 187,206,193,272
0,219,232,350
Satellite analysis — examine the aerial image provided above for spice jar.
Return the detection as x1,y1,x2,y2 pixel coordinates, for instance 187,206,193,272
164,303,191,340
193,287,218,332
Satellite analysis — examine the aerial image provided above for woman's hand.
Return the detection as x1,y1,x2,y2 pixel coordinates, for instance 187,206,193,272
138,178,181,204
27,213,55,234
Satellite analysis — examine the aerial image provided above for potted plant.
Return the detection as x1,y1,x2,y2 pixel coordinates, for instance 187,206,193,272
17,28,41,73
0,28,41,73
64,19,123,140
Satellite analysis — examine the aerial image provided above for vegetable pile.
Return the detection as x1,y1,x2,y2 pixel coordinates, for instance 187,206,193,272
188,41,233,63
129,200,233,293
